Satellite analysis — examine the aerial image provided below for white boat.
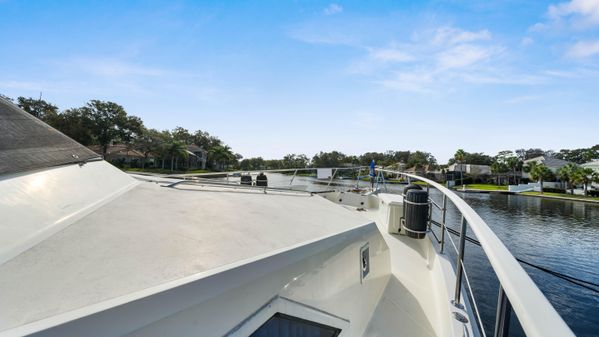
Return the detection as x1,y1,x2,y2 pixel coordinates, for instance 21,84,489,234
0,100,574,337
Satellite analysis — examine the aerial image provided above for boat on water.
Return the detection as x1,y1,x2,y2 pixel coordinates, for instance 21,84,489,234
0,99,575,337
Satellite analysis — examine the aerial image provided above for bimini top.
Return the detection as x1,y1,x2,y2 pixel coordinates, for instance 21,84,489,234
0,99,99,176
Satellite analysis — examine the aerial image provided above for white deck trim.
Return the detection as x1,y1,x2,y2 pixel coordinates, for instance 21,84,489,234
0,221,376,337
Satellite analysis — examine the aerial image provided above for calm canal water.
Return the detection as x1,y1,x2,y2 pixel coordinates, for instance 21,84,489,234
263,174,599,336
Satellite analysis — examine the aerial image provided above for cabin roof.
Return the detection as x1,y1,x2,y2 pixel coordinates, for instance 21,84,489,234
0,172,371,333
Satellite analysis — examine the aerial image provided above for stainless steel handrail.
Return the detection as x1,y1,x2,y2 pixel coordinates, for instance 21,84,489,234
377,168,575,337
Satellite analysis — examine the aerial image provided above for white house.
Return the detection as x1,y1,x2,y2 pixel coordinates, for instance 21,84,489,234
522,155,570,179
581,160,599,189
186,144,207,170
581,159,599,173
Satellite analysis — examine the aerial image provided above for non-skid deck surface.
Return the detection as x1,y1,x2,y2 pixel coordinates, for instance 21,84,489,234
0,182,370,332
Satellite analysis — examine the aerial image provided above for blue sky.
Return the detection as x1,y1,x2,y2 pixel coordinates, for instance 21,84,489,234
1,0,598,163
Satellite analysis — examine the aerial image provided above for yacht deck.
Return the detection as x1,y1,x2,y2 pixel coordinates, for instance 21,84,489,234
0,178,372,333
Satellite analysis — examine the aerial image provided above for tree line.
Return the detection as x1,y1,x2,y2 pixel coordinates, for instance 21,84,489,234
452,147,599,195
2,94,597,178
239,150,438,171
1,95,239,171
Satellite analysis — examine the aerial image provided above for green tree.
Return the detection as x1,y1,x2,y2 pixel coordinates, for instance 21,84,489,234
311,151,348,167
572,167,599,196
209,145,235,171
240,157,265,170
556,147,599,164
454,149,466,186
172,126,193,144
17,96,59,122
134,128,165,169
165,141,188,172
525,162,552,194
282,154,309,169
491,161,508,185
82,100,144,158
52,108,94,145
406,151,436,169
494,150,520,185
557,163,578,194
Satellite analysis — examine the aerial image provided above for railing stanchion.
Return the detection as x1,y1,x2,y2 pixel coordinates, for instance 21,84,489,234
494,285,512,337
327,168,338,188
440,194,447,254
454,215,467,305
289,169,298,186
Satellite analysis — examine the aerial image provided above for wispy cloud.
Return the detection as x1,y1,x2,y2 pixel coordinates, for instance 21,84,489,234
532,0,599,32
368,27,511,93
432,26,491,46
0,80,45,91
290,18,553,94
567,39,599,58
548,0,599,27
521,37,534,46
368,46,413,62
504,95,542,104
64,57,172,78
437,44,494,69
323,4,343,15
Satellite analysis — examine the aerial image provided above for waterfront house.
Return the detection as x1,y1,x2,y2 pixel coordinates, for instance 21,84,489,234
88,144,146,166
582,160,599,189
522,155,570,181
581,159,599,173
447,163,491,175
186,144,207,170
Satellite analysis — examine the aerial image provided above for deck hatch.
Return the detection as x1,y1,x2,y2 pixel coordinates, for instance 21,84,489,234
250,312,341,337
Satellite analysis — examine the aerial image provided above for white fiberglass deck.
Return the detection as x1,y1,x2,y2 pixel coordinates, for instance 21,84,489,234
0,166,372,333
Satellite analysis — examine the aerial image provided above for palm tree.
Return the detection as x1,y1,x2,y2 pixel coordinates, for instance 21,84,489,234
526,162,552,194
209,145,234,171
572,167,599,196
491,161,504,185
557,163,578,194
165,141,188,172
506,156,520,185
454,149,466,187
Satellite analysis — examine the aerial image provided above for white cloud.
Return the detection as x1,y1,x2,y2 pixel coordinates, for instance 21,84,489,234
0,80,44,91
533,0,599,31
368,47,413,62
380,70,436,93
521,37,534,46
504,95,541,104
543,68,599,77
437,44,493,69
567,39,599,57
323,4,343,15
548,0,599,26
432,26,491,46
66,57,170,78
291,22,530,94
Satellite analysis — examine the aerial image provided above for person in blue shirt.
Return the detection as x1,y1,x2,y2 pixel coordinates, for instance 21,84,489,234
369,159,376,189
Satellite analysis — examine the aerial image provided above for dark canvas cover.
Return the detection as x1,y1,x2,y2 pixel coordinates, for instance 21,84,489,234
0,99,100,176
